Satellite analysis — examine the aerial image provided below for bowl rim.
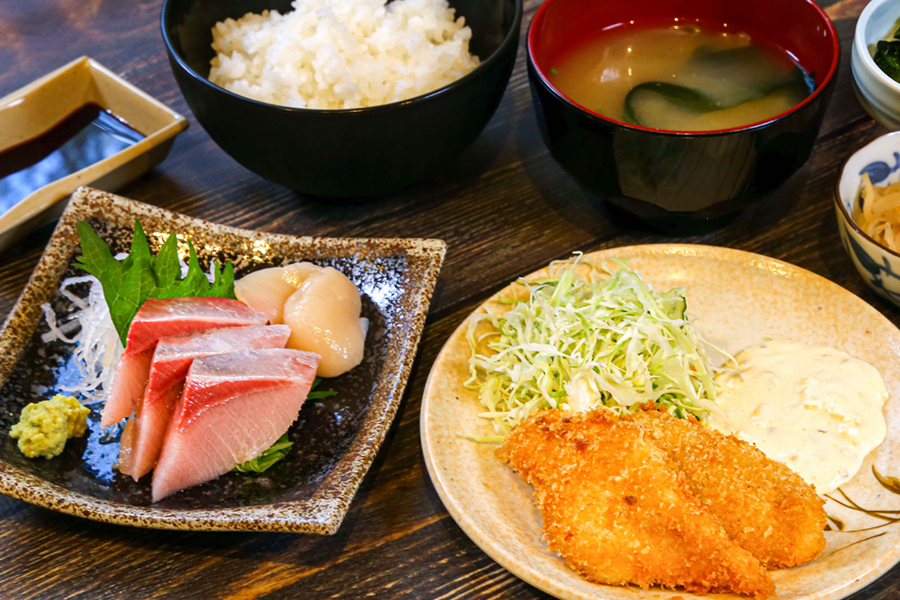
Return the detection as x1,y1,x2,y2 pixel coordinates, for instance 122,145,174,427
526,0,840,137
854,0,900,95
159,0,524,115
833,130,900,260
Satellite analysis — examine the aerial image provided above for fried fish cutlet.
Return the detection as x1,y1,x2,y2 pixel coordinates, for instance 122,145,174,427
630,409,827,569
500,410,774,598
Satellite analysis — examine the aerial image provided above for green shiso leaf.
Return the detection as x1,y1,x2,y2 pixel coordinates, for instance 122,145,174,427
75,220,236,345
307,389,338,400
306,376,338,400
232,434,294,473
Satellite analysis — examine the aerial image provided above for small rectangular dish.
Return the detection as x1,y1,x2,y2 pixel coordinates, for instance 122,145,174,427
0,187,445,534
0,57,188,252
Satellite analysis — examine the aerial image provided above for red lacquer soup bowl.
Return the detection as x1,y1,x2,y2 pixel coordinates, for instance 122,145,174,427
527,0,839,233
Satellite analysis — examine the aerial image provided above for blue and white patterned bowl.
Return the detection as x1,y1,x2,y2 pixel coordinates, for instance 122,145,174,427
836,130,900,306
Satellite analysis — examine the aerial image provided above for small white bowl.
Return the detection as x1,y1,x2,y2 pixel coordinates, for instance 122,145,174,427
835,130,900,305
852,0,900,130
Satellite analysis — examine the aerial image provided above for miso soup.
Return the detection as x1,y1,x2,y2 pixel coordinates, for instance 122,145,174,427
548,21,815,131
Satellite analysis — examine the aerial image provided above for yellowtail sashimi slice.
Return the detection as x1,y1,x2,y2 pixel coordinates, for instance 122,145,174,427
120,325,291,481
103,350,153,427
101,297,268,428
151,348,321,502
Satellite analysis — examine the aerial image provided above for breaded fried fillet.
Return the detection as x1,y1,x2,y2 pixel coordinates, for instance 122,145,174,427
630,409,827,569
500,410,774,598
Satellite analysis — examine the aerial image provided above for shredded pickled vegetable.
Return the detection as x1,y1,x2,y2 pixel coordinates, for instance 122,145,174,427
465,255,720,437
855,172,900,252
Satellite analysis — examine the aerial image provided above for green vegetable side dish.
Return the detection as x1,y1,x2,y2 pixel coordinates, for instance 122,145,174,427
76,220,236,345
232,377,337,473
873,25,900,82
10,394,90,459
464,257,719,440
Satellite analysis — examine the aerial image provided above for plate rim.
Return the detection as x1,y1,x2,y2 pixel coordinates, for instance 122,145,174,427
0,186,446,534
421,243,900,600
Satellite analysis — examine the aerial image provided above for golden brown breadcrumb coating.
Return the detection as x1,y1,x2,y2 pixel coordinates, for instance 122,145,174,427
629,409,827,569
500,410,775,598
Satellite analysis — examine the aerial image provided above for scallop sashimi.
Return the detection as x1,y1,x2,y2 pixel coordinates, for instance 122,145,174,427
151,348,321,501
234,263,321,324
101,297,269,427
118,325,292,481
283,267,366,377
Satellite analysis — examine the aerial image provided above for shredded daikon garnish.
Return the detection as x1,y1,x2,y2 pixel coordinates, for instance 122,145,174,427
464,255,719,438
854,172,900,252
41,275,123,404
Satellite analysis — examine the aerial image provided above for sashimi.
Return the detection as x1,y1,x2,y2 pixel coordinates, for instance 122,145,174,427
152,348,320,501
116,418,138,475
101,350,152,427
234,263,321,324
120,325,291,481
119,385,182,480
123,297,269,354
283,267,365,377
101,297,268,428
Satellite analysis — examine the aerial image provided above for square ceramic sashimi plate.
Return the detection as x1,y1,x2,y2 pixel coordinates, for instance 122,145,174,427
0,187,445,534
421,245,900,600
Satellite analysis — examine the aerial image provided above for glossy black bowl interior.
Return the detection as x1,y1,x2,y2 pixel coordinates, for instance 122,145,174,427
526,0,840,233
162,0,522,198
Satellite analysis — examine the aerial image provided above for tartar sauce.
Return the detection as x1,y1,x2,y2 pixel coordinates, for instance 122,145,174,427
709,340,887,494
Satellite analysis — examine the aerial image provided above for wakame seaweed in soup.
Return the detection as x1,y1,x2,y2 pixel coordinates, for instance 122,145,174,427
549,21,815,131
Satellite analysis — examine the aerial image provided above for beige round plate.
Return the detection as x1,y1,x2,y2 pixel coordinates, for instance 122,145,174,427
421,244,900,600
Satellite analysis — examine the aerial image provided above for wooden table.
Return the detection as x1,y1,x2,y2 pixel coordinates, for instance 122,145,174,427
1,0,897,598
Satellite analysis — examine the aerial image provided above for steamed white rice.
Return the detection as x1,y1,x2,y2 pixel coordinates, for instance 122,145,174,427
209,0,480,110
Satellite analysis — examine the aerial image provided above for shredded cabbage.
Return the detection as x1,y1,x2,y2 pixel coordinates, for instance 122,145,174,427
464,255,719,437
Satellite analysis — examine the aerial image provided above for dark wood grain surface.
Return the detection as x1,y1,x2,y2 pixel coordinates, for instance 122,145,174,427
1,0,898,598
